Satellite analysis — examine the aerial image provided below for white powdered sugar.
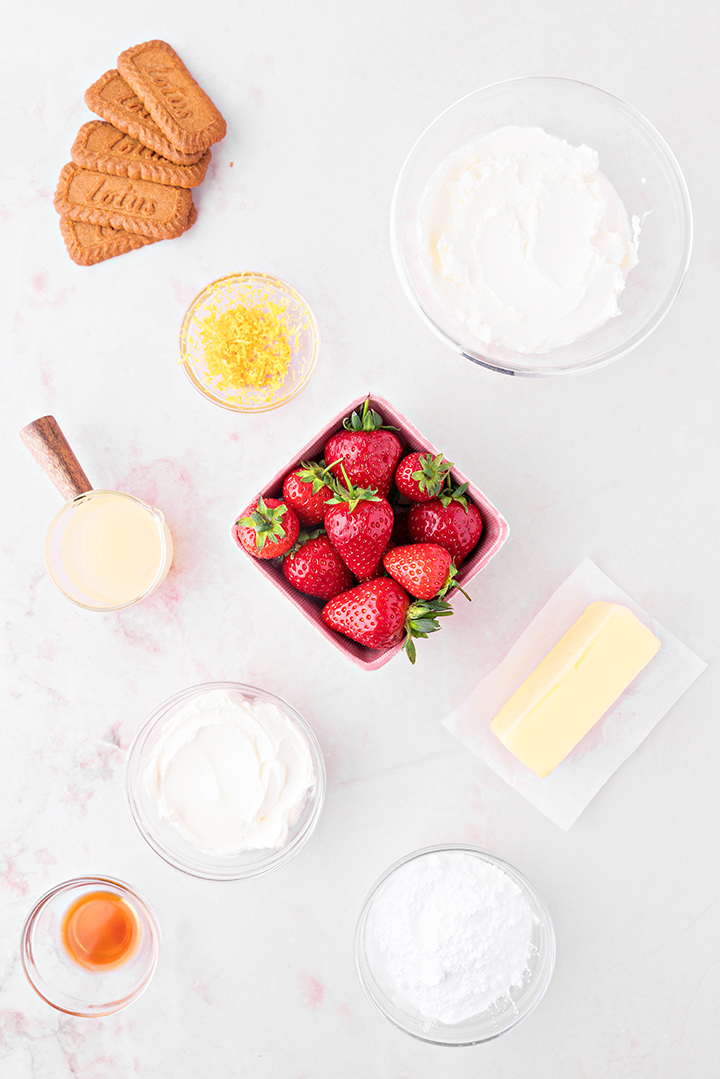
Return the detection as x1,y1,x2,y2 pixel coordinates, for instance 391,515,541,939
366,851,535,1024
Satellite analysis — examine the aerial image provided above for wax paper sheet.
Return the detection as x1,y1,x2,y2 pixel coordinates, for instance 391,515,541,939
443,558,707,829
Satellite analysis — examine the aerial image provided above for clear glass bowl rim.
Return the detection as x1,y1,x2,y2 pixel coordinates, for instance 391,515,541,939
124,680,326,881
390,75,693,378
354,842,556,1046
21,874,161,1018
178,271,321,412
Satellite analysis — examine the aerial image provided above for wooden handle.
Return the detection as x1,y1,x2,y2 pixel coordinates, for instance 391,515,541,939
19,416,93,501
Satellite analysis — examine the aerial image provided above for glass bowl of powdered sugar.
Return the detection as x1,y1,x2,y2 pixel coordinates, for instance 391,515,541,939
354,844,555,1045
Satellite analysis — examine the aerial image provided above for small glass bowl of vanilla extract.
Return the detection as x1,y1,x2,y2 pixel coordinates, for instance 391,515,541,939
21,876,161,1017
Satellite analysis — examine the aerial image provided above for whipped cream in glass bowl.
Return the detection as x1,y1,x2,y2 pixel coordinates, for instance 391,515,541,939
420,126,640,354
391,77,692,377
125,683,325,881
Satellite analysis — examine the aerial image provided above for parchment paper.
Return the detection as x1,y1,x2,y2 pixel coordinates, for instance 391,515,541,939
443,558,707,829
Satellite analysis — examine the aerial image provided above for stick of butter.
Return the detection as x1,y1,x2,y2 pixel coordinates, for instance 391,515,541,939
490,601,661,778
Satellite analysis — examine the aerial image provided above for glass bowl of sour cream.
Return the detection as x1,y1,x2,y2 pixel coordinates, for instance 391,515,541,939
354,844,555,1045
124,682,325,881
391,77,692,377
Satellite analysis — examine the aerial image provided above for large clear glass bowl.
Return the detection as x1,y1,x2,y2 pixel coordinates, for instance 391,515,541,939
354,844,555,1045
391,77,692,377
124,681,325,881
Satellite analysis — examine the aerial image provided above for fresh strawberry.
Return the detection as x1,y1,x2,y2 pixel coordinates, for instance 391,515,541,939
324,471,394,579
322,578,454,663
383,543,462,600
235,495,300,559
407,483,483,565
283,533,354,600
324,397,402,498
282,460,338,526
395,452,453,503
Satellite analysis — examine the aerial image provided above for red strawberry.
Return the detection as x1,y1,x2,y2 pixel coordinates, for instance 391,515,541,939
395,452,453,503
324,472,394,579
324,397,402,498
283,534,354,600
407,483,483,565
383,543,454,600
282,460,337,526
322,578,454,663
235,496,300,559
323,579,409,648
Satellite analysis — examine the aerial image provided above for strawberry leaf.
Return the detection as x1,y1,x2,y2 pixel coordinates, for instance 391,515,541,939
408,617,441,634
438,480,469,510
296,459,342,495
438,561,471,601
238,495,288,551
342,396,398,433
401,597,454,663
410,452,454,497
283,526,326,560
326,461,380,512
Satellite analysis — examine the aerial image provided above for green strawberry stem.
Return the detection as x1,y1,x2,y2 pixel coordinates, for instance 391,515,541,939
326,462,380,513
342,396,398,433
283,526,327,560
238,494,288,552
403,597,454,664
411,452,454,497
296,459,344,495
438,479,470,511
438,561,471,601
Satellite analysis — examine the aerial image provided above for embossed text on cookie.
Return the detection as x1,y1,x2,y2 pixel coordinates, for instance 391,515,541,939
88,177,157,215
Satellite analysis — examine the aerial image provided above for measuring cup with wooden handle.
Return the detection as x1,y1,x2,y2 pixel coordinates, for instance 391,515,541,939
20,416,173,611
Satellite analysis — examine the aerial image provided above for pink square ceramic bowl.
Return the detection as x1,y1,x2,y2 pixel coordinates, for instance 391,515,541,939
231,394,509,670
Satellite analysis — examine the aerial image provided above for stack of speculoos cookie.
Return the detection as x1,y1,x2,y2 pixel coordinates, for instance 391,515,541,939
54,40,226,266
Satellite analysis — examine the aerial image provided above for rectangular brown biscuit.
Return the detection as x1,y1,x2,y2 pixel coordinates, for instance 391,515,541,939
54,162,192,239
117,40,226,156
71,121,211,188
60,202,197,265
85,70,205,166
60,217,158,265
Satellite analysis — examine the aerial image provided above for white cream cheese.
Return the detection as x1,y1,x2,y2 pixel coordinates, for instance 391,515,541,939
419,126,640,354
144,689,315,854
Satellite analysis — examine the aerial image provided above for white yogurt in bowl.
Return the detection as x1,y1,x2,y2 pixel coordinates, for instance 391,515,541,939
390,77,692,377
419,126,640,354
125,682,325,881
144,688,316,854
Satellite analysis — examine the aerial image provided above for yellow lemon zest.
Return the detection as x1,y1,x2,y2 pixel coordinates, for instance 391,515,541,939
197,292,302,401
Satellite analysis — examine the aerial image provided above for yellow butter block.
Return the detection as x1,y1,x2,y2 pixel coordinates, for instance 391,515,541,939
490,601,661,778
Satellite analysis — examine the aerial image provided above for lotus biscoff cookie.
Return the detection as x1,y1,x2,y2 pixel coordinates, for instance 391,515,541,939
59,218,158,265
71,121,211,188
85,70,205,166
117,40,226,156
54,162,192,240
60,204,197,266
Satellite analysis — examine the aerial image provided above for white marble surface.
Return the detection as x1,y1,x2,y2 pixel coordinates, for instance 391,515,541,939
1,1,718,1076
